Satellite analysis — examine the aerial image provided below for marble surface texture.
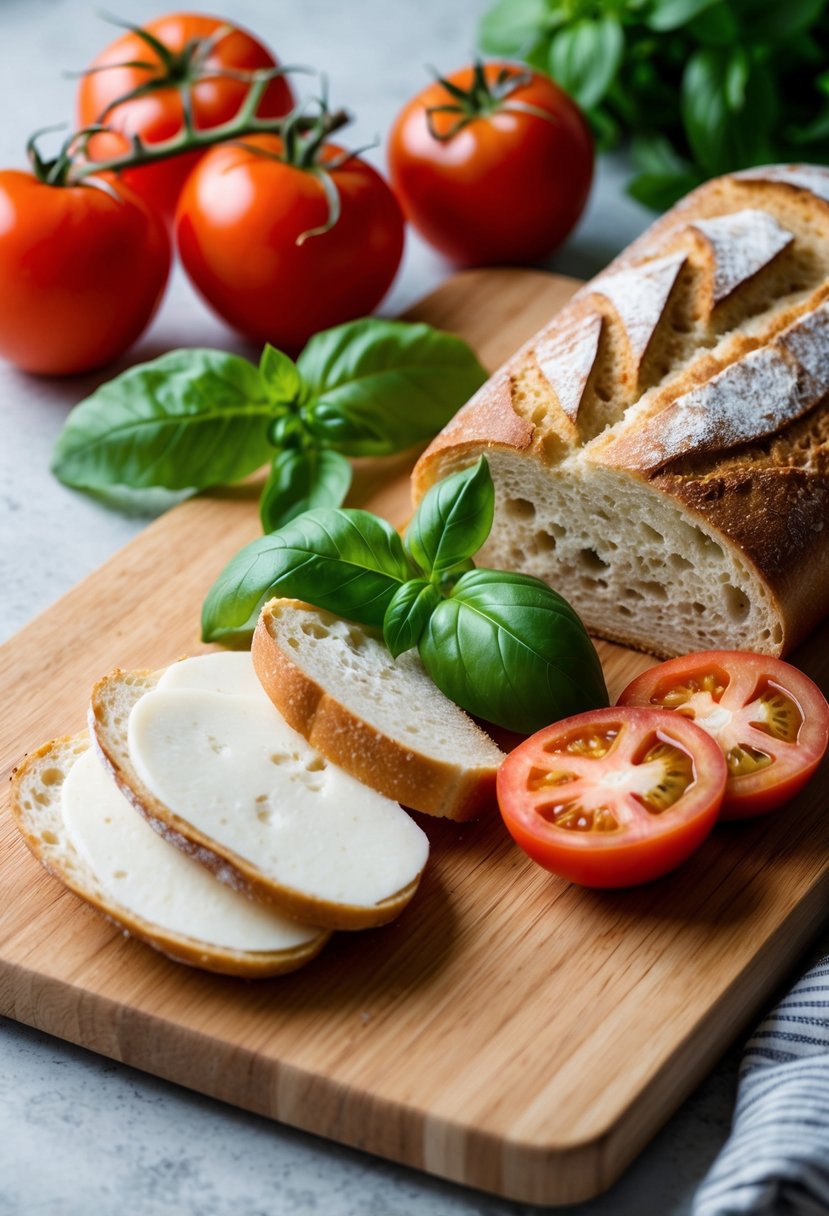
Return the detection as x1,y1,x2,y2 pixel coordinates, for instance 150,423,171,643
0,1,816,1213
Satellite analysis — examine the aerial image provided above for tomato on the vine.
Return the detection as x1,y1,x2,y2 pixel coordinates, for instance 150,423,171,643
77,13,294,218
388,62,593,266
0,171,170,375
497,707,726,888
176,133,404,352
617,651,829,819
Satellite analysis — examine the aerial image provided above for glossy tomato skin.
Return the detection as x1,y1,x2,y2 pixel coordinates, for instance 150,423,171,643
77,13,294,218
497,707,726,888
0,171,170,375
388,64,593,266
617,651,829,819
176,136,405,352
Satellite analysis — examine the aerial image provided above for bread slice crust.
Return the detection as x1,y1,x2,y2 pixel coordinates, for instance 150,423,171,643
10,734,329,977
89,668,424,931
252,599,503,821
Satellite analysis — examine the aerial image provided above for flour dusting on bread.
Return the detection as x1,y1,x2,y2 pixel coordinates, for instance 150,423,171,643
414,164,829,658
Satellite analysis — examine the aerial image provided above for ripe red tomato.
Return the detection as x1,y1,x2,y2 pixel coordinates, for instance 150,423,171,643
176,135,405,352
617,651,829,818
77,13,294,218
0,171,170,375
497,707,726,887
388,62,593,266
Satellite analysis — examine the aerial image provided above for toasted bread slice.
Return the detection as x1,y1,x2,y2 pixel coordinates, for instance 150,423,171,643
89,656,429,931
10,733,329,977
252,599,505,821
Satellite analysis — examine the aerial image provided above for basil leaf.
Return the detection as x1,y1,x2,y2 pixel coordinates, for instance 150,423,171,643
259,447,352,533
688,3,740,46
383,579,441,659
52,350,272,491
479,0,557,66
681,48,776,174
627,169,702,210
202,508,415,643
297,319,487,457
405,457,494,579
548,16,623,111
647,0,720,31
742,0,824,41
259,345,307,406
418,569,608,733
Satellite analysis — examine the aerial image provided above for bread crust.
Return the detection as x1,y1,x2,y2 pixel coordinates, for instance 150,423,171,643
413,165,829,657
10,735,329,977
252,599,501,821
89,670,424,932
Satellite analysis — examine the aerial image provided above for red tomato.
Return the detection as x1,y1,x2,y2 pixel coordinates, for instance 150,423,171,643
617,651,829,818
176,135,404,352
0,171,170,375
388,62,593,266
497,707,726,887
77,13,294,218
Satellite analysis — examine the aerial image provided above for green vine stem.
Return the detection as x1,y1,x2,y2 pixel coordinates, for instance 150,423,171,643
26,78,351,189
425,60,557,141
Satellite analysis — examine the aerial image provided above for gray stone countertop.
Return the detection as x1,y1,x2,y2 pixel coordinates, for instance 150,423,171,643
0,1,799,1212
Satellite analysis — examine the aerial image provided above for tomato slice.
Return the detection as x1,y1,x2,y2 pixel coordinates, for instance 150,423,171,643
497,707,726,887
617,651,829,818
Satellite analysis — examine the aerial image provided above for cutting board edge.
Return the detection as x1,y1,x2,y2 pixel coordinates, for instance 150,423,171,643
3,856,828,1209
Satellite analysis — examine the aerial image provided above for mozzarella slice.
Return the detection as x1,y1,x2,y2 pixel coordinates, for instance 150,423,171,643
158,651,269,699
127,655,430,909
62,747,322,952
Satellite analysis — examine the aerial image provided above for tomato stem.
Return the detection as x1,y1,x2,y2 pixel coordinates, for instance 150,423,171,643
68,14,314,125
424,59,552,142
27,86,351,188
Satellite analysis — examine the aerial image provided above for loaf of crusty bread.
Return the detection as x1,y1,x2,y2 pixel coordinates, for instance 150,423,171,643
413,165,829,658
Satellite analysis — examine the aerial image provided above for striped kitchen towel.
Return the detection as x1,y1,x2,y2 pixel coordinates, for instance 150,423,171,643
693,953,829,1215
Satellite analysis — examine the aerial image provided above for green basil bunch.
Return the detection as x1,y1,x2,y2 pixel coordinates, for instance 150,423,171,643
479,0,829,209
51,318,487,533
202,457,608,733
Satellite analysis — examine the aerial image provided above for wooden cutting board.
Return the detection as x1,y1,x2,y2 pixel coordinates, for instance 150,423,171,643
2,268,828,1207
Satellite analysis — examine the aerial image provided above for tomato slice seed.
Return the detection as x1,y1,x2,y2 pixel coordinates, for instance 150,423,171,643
657,670,727,708
550,726,619,759
633,739,695,812
538,803,619,832
747,681,803,743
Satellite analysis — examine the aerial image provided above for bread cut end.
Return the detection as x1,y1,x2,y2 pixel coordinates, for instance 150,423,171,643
10,734,329,978
89,666,427,931
253,599,505,820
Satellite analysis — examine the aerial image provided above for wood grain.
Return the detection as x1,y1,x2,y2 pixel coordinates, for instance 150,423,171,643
2,267,829,1205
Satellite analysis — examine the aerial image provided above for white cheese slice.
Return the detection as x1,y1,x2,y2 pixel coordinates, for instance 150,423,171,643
62,747,321,952
158,652,268,699
127,657,430,909
690,209,794,305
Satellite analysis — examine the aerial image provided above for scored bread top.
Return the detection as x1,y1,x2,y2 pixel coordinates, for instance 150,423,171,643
413,165,829,655
416,165,829,477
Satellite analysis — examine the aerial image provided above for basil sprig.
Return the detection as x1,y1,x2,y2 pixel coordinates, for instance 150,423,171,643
479,0,829,209
203,457,608,732
52,319,487,533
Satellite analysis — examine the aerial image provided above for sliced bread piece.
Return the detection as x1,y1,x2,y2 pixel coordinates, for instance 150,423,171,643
252,599,506,821
10,734,329,977
90,653,429,931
